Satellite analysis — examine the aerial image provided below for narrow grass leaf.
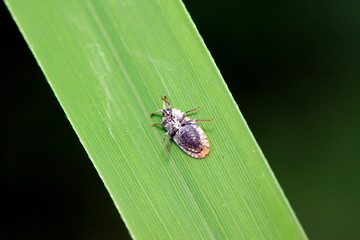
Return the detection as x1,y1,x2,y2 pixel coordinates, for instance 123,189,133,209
6,0,307,239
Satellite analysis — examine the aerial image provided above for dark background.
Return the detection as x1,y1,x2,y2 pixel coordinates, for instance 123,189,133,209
2,0,359,239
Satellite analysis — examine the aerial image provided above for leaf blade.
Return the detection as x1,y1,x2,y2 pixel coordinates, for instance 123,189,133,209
6,0,307,239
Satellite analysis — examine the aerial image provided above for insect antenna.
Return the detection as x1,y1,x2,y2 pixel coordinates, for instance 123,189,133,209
161,96,175,123
161,96,171,106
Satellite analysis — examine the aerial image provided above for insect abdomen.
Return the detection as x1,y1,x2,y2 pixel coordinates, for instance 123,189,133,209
174,124,210,159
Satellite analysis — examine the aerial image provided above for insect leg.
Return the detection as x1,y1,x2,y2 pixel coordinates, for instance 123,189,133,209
185,107,199,115
163,130,170,142
181,119,212,125
192,119,212,122
150,110,163,117
151,119,166,127
167,137,171,152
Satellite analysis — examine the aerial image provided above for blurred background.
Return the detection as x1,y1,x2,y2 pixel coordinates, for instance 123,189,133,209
2,0,359,239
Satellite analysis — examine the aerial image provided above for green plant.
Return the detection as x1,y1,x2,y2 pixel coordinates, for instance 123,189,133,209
6,0,307,238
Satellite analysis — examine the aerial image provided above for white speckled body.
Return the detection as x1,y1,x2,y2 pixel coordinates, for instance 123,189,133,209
173,120,210,158
162,109,185,132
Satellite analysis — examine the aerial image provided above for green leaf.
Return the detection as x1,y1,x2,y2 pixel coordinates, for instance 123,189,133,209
5,0,307,239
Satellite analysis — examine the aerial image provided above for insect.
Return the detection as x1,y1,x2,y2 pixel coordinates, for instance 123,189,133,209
150,95,211,158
